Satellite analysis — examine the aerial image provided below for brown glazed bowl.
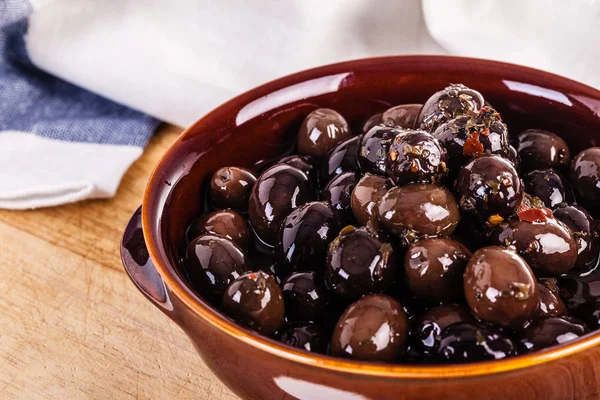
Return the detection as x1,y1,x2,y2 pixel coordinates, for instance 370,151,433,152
121,56,600,400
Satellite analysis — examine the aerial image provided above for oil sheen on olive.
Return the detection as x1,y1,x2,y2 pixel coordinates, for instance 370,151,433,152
491,212,577,277
385,129,448,186
377,184,460,246
464,246,538,327
381,103,422,128
208,166,257,211
221,271,285,336
186,209,251,250
321,171,359,223
520,316,589,352
331,294,408,361
282,271,328,323
455,155,523,221
279,155,319,184
275,201,342,276
533,280,567,320
185,234,250,300
321,136,360,182
517,129,571,172
412,304,473,356
553,204,599,271
325,226,397,299
437,322,518,363
523,169,574,209
350,173,390,226
278,323,325,353
357,125,403,175
405,238,471,302
417,84,485,132
248,164,315,246
297,108,351,157
432,106,509,169
570,147,600,214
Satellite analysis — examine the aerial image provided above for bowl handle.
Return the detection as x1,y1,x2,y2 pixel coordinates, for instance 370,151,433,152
120,206,178,319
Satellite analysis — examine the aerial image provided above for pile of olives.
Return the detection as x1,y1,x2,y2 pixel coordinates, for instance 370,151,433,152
183,83,600,364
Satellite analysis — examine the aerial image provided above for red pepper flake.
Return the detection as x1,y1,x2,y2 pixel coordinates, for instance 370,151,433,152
480,128,490,136
518,208,551,223
501,176,512,186
248,272,258,280
463,132,484,156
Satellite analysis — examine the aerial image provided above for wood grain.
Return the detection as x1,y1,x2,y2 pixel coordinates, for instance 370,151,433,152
0,125,239,400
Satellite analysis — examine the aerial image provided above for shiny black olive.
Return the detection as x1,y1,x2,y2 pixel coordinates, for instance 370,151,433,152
455,155,523,222
570,147,600,214
321,136,360,182
437,322,518,363
185,234,250,300
386,129,448,186
517,129,570,172
519,316,588,352
278,323,326,353
282,271,328,323
412,304,473,356
357,125,403,175
208,166,257,211
275,201,342,276
523,169,574,209
297,108,351,157
382,104,422,128
321,171,359,224
325,226,397,299
222,271,285,336
248,164,315,246
417,84,484,132
554,204,599,272
432,106,509,170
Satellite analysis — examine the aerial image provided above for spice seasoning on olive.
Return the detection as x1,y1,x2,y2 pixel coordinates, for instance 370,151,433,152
412,304,473,356
357,125,403,175
350,173,390,226
437,322,518,363
455,155,523,222
464,246,538,327
208,166,257,211
222,271,285,336
533,280,567,320
517,129,571,172
377,184,460,246
382,103,422,128
321,171,359,223
275,201,342,276
570,147,600,214
297,108,351,157
186,209,252,250
185,234,250,300
433,106,509,169
523,169,574,209
519,316,589,352
417,84,485,132
553,204,599,272
405,238,471,303
278,323,325,353
325,226,397,299
282,271,328,323
248,164,315,246
331,294,408,361
491,210,577,277
385,129,448,186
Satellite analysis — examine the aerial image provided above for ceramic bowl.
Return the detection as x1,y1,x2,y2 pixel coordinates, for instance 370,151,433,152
121,56,600,400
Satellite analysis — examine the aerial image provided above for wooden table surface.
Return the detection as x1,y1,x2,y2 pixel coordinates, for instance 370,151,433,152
0,125,239,400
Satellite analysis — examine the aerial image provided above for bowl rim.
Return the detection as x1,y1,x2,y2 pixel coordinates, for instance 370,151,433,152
142,55,600,379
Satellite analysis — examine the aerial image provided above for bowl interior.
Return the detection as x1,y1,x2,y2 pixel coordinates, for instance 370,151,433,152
143,55,600,372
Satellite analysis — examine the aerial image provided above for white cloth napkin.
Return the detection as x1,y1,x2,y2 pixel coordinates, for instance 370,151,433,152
3,0,599,209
